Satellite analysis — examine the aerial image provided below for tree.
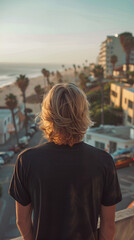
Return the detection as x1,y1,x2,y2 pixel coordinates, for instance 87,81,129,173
110,55,118,76
90,106,123,127
16,75,29,134
85,59,88,66
5,93,19,144
34,85,44,110
93,65,104,125
73,64,77,74
79,72,87,91
41,68,50,86
119,32,134,79
56,71,63,83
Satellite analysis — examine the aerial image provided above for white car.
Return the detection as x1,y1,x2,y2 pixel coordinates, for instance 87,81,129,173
27,128,35,136
6,151,15,158
19,136,29,145
0,156,4,165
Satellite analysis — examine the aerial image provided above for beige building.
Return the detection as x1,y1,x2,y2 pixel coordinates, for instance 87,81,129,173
98,35,134,77
110,83,130,107
122,88,134,126
123,64,134,72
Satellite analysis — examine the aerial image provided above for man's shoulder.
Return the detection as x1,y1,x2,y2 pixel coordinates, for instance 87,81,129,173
18,142,50,160
83,142,114,166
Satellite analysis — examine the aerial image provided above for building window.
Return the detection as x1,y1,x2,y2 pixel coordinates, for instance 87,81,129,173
125,98,127,104
95,141,105,150
86,135,91,141
111,90,117,97
128,100,133,109
127,115,132,123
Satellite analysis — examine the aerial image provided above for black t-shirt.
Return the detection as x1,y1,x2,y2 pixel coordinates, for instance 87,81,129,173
9,141,122,240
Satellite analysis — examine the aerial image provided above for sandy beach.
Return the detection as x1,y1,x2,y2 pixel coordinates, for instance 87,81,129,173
0,68,80,111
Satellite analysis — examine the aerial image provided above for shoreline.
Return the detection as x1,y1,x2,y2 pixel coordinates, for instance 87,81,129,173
0,68,80,107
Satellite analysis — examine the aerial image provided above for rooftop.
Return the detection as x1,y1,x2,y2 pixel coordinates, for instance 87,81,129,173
111,83,130,87
126,88,134,93
88,125,134,140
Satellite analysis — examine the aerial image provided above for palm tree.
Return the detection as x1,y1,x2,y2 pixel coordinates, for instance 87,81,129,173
16,74,29,134
85,59,88,66
73,64,76,73
41,68,47,87
41,68,50,85
5,93,19,144
119,32,134,79
56,71,63,83
110,55,118,76
79,72,87,90
93,65,104,125
34,85,44,110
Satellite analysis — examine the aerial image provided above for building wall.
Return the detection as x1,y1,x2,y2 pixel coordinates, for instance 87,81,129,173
99,36,125,77
122,88,134,126
98,35,134,78
110,83,122,107
123,64,134,72
84,132,134,153
0,107,24,144
0,116,11,144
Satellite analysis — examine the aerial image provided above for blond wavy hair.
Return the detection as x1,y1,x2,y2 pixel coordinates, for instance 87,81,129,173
39,83,92,146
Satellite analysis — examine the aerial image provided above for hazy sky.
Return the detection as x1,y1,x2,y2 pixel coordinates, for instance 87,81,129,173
0,0,134,64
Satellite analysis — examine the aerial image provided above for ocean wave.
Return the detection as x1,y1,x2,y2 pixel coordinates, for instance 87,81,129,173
0,62,68,88
0,75,12,80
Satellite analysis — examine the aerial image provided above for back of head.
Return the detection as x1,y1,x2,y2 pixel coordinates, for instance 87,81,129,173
39,83,92,146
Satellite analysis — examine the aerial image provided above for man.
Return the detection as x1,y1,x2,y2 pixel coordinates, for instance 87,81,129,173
9,83,122,240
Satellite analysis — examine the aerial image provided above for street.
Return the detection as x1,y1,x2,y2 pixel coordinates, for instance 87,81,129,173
116,165,134,211
0,131,134,239
0,130,45,240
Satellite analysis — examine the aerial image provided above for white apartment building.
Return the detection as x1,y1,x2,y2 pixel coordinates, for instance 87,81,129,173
98,35,134,77
0,105,25,144
84,125,134,153
0,111,12,144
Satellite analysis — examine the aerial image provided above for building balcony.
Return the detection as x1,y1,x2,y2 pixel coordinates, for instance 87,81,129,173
10,207,134,240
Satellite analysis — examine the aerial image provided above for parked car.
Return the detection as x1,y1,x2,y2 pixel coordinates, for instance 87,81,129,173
30,124,37,131
113,156,134,169
0,156,5,165
0,152,10,163
6,151,15,159
26,128,35,137
8,144,20,153
112,148,133,158
19,136,29,148
127,201,134,208
112,148,134,169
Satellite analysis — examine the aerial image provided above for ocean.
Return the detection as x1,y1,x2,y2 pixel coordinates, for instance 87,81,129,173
0,63,64,88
